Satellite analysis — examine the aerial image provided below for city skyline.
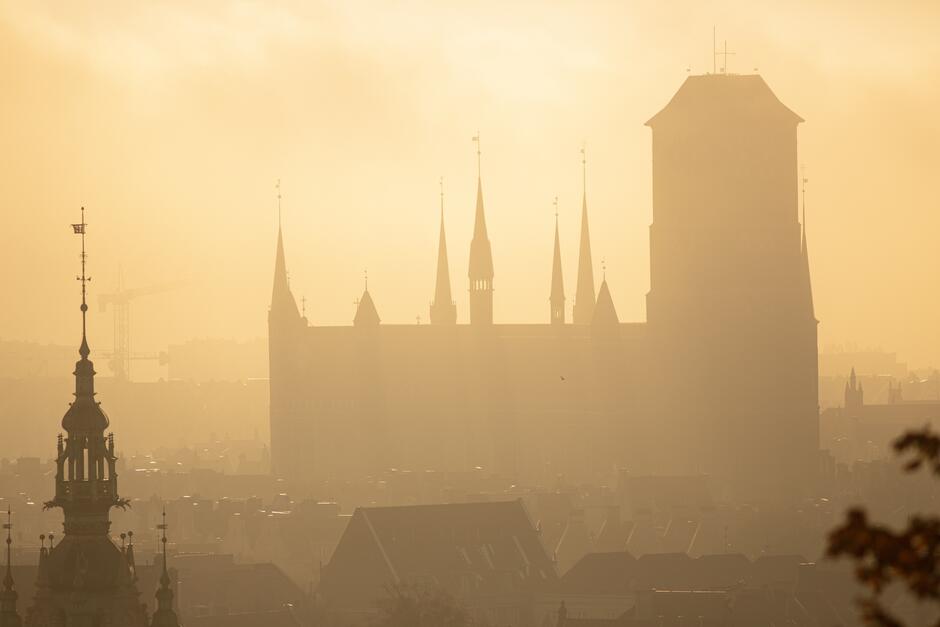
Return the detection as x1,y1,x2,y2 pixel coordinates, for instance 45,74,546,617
1,2,939,369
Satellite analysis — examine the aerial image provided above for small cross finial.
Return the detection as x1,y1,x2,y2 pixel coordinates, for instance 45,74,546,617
553,196,559,220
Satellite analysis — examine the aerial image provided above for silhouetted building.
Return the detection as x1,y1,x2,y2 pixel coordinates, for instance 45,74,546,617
269,74,820,500
821,368,940,463
23,220,181,627
318,500,556,626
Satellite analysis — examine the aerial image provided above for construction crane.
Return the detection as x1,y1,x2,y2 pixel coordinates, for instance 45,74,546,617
98,274,181,381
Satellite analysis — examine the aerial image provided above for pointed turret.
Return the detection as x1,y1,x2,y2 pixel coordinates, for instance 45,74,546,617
150,510,180,627
550,204,565,325
592,279,619,328
354,275,381,327
0,509,22,627
271,227,301,321
469,135,494,325
430,179,457,325
573,149,596,324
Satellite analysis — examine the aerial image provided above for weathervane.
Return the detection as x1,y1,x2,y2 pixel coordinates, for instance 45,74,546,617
71,207,91,350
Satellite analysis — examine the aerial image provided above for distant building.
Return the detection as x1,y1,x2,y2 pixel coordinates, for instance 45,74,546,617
821,367,940,463
318,500,557,626
270,73,820,501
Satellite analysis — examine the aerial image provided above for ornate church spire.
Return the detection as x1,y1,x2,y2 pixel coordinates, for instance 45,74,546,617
150,509,180,627
430,177,457,325
30,209,146,626
573,147,596,325
468,133,494,325
550,198,565,325
0,508,21,627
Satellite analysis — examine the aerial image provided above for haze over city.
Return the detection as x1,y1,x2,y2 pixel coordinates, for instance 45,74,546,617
1,1,938,368
1,3,939,627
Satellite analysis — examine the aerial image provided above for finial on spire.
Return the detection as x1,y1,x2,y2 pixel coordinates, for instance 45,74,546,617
553,196,559,222
472,132,481,180
364,269,368,291
301,295,306,318
71,207,91,359
602,257,607,280
439,176,444,217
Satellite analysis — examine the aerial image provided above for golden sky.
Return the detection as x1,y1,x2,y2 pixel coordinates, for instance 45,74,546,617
1,1,938,370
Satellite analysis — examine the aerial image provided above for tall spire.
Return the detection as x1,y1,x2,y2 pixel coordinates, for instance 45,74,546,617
150,508,180,627
0,507,21,627
550,197,565,325
800,173,815,320
64,209,106,430
270,182,301,321
573,147,596,325
431,177,457,325
469,133,494,325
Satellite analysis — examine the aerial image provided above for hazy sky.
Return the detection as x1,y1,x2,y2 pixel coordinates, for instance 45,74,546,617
1,1,938,371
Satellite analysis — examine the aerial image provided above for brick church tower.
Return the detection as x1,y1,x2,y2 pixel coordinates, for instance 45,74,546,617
645,74,819,499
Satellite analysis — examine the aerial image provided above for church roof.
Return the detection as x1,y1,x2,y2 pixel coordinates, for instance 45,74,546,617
320,500,556,607
646,74,803,128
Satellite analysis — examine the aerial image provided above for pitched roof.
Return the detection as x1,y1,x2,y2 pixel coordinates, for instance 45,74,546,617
320,500,556,607
646,74,803,128
559,551,636,595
